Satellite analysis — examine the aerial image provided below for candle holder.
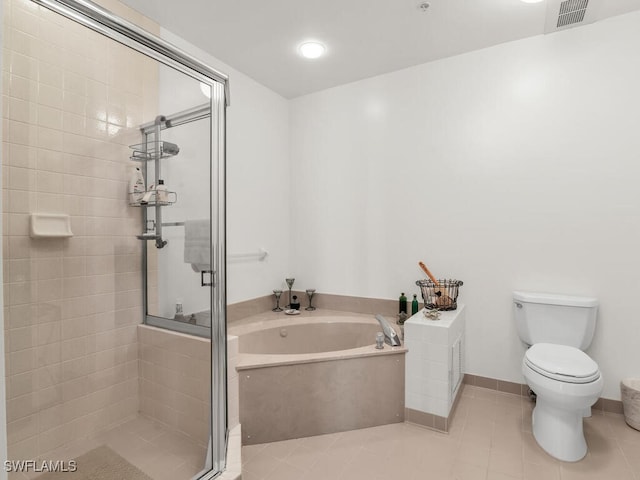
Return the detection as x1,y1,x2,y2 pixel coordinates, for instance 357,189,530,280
305,289,316,311
285,278,295,308
272,289,283,312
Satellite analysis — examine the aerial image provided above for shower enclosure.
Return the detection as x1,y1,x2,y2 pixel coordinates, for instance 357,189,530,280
1,0,228,478
133,101,214,339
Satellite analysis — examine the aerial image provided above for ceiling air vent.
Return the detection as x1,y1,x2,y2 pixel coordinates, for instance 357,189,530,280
557,0,589,28
544,0,601,34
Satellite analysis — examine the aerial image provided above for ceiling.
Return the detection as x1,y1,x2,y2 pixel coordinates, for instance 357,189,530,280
118,0,640,99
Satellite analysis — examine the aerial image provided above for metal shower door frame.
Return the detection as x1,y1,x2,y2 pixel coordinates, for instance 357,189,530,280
28,1,229,478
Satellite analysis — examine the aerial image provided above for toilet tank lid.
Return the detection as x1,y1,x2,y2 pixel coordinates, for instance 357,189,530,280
513,291,598,308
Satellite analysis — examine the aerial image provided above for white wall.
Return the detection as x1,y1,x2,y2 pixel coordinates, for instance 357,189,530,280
290,11,640,400
159,29,291,306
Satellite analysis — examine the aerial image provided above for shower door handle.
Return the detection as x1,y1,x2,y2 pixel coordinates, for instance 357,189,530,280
201,270,214,287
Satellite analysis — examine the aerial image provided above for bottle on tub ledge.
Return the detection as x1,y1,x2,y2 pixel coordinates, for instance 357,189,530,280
412,294,420,315
290,295,301,310
398,293,408,325
399,292,407,314
174,299,185,322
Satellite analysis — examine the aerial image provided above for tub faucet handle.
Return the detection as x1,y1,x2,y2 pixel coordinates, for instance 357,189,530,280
374,314,401,347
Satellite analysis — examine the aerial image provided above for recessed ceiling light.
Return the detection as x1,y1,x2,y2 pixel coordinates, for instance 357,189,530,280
521,0,544,3
298,42,326,59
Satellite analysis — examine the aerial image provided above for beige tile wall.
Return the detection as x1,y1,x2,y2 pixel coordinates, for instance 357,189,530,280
137,325,211,446
2,0,159,461
227,291,416,324
137,327,240,447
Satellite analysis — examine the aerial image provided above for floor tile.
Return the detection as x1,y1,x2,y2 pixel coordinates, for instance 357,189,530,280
488,451,524,478
523,461,560,480
240,386,640,480
283,445,321,470
486,471,522,480
45,415,208,480
451,460,488,480
455,441,490,468
263,461,306,480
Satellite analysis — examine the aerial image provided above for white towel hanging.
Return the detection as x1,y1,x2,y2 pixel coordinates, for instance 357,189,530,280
184,219,210,272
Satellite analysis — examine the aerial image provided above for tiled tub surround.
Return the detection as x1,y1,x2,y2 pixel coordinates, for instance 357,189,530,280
227,292,409,323
229,311,406,445
2,0,160,462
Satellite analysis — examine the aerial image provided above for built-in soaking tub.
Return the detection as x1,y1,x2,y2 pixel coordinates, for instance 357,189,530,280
229,313,407,445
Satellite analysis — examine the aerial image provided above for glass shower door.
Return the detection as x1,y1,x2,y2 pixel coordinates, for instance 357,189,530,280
141,101,215,339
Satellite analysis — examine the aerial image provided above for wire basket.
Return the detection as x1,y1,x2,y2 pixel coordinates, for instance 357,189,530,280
416,279,464,311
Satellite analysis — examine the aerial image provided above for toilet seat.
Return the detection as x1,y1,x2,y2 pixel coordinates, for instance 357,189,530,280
525,343,600,384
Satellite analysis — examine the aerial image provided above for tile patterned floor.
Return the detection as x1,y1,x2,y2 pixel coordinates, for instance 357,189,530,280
20,416,206,480
241,385,640,480
93,416,207,480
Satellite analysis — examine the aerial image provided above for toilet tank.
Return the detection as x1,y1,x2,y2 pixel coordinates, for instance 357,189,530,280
513,291,598,350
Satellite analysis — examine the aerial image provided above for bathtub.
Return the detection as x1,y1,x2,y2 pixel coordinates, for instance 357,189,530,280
229,312,407,445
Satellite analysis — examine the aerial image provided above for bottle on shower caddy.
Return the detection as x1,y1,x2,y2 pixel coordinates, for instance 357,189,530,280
129,167,145,204
140,183,155,205
156,179,169,204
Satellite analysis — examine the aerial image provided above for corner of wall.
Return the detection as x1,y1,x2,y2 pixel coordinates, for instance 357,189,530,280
0,3,9,477
156,27,294,304
286,98,295,285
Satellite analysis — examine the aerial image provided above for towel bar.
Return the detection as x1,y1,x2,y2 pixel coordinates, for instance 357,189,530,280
229,248,268,261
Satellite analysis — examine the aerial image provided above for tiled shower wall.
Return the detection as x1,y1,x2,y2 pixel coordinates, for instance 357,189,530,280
137,326,211,446
1,0,158,460
137,327,239,448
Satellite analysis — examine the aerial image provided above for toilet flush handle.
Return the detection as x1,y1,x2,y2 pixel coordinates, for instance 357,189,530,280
515,302,523,309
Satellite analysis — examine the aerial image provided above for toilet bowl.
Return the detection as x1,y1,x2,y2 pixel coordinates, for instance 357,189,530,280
513,291,601,461
522,343,603,462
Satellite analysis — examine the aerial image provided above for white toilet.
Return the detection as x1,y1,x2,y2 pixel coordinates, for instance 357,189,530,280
513,291,603,462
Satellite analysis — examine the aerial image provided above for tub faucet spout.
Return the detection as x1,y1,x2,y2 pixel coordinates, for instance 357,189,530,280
375,314,401,346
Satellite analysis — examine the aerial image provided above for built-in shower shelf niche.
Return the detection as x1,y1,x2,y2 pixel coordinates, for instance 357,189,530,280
29,213,74,238
128,191,177,207
129,141,180,161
